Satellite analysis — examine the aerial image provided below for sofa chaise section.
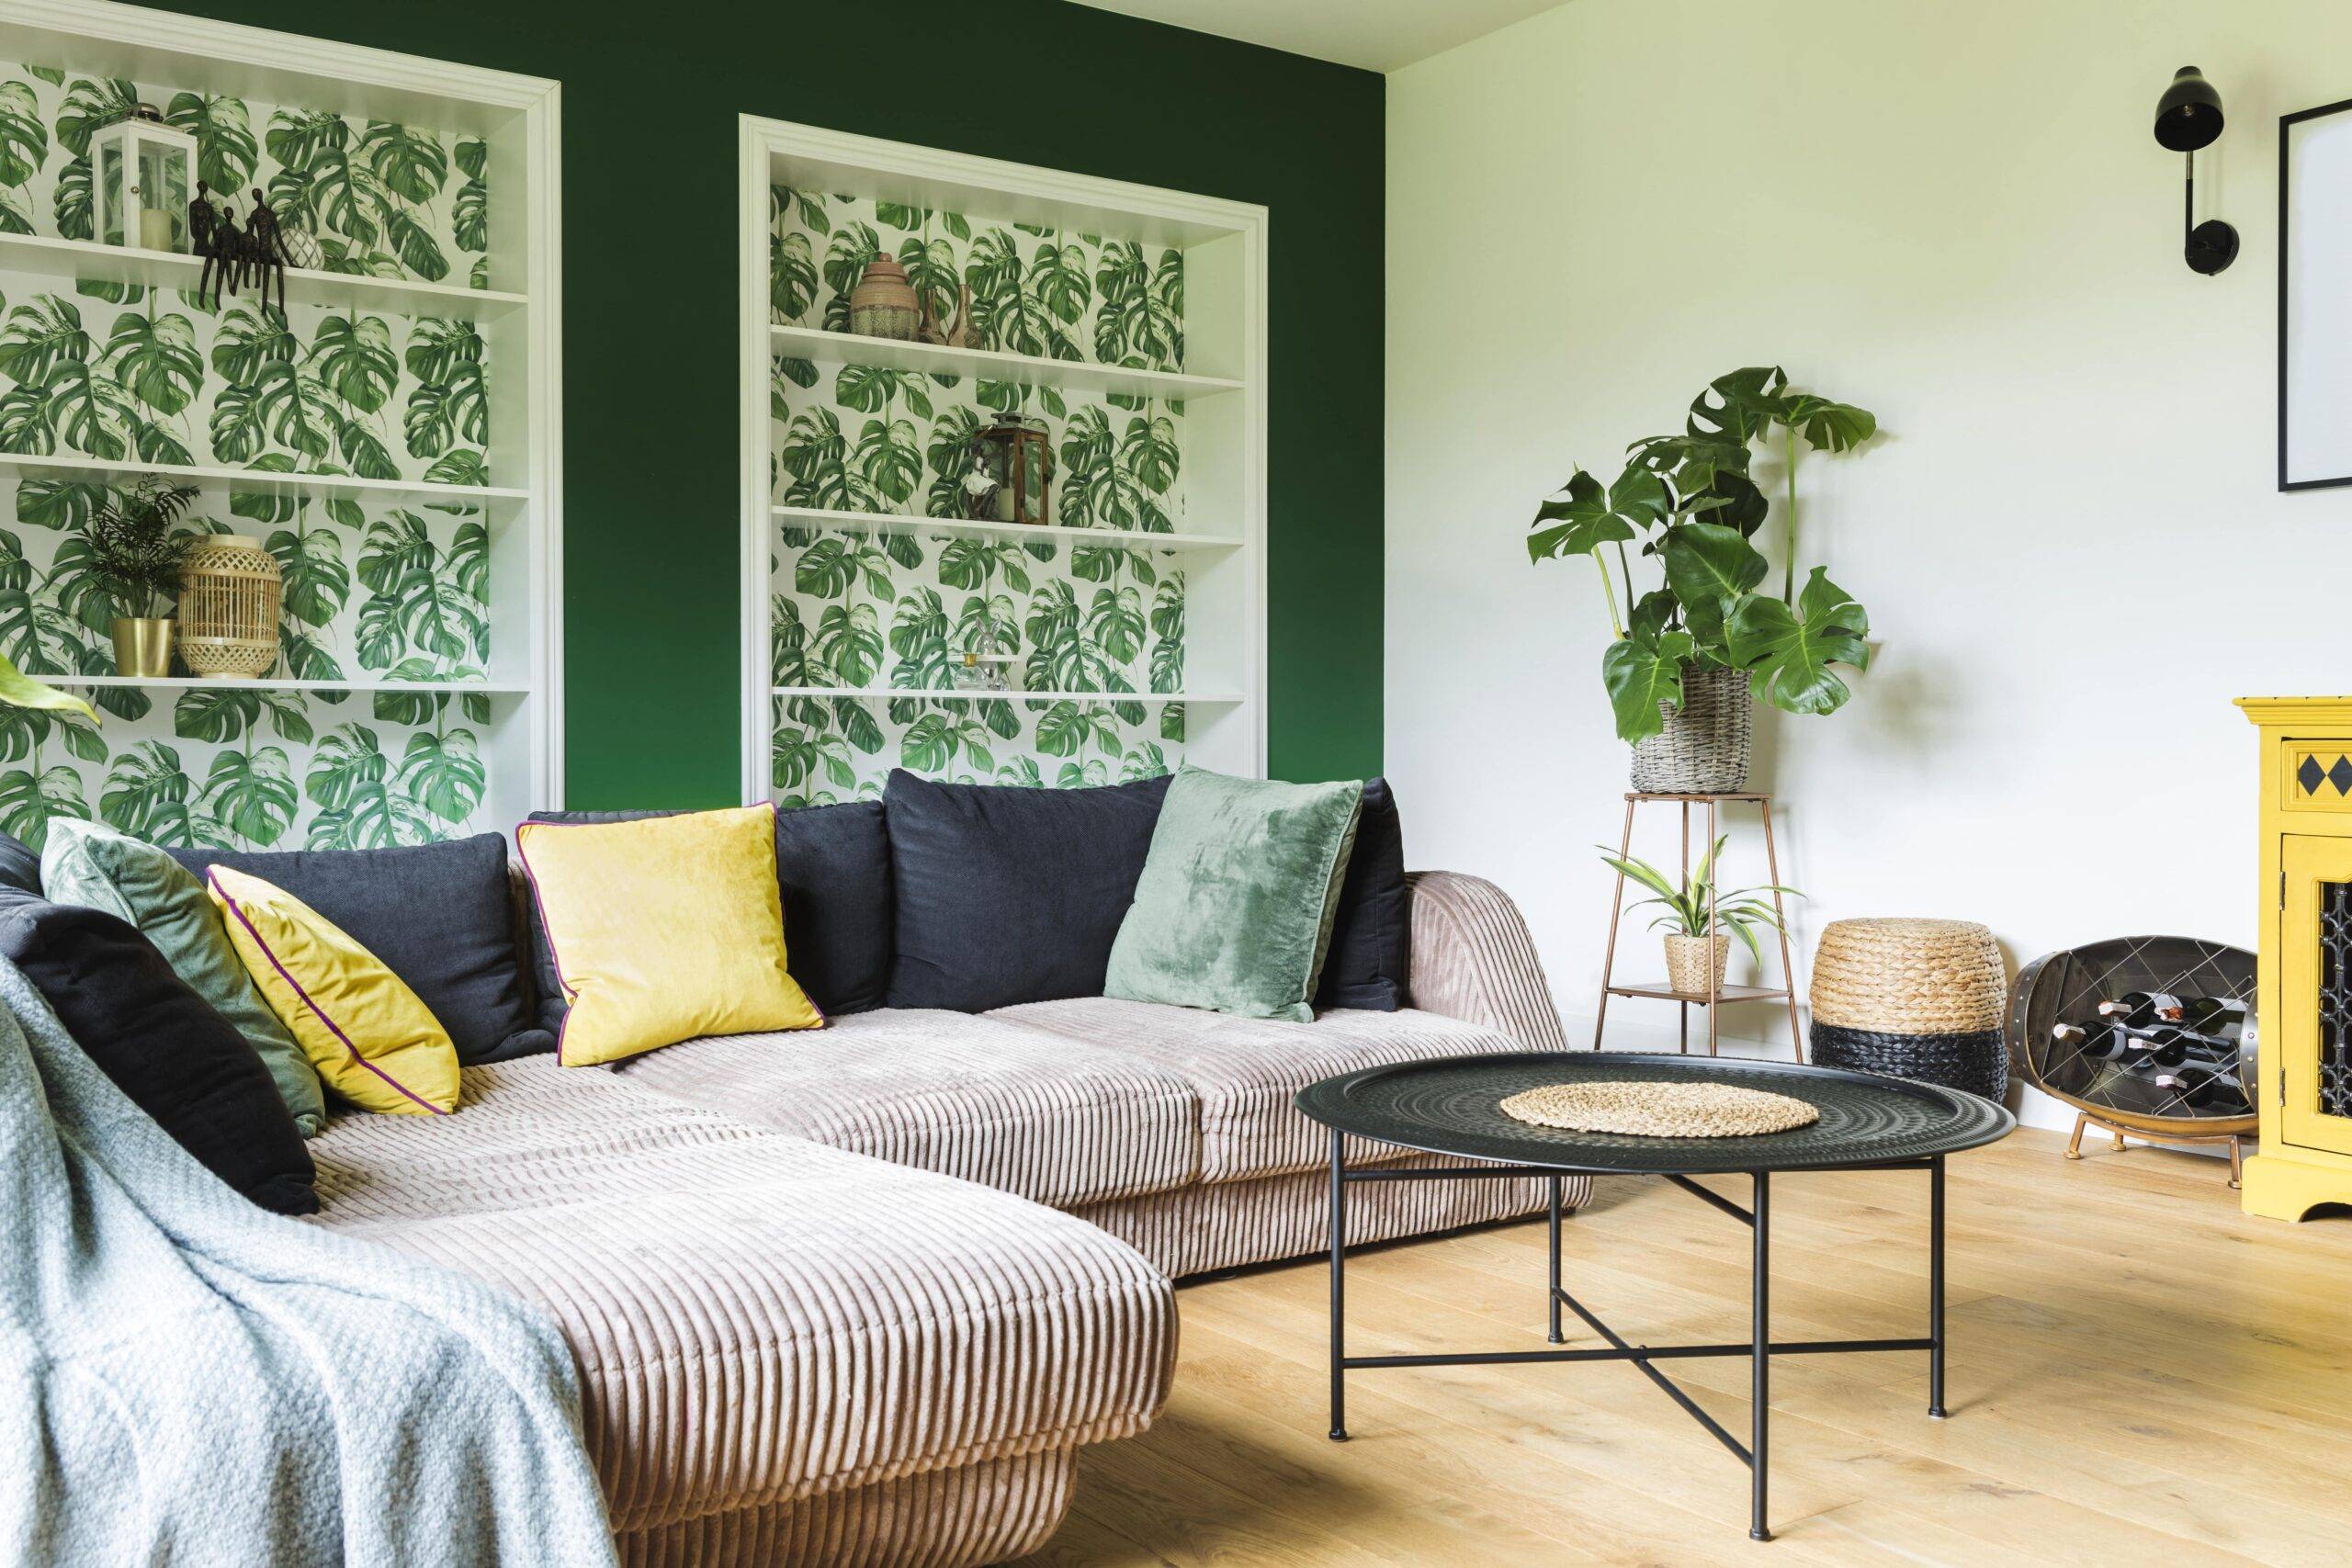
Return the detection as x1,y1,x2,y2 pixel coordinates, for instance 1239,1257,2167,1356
612,1006,1200,1208
308,1057,1175,1564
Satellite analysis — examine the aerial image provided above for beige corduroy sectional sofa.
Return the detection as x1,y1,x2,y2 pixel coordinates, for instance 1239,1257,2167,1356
306,870,1581,1566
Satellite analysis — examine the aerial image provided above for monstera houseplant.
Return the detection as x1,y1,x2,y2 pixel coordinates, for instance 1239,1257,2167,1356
88,478,199,678
1529,367,1878,791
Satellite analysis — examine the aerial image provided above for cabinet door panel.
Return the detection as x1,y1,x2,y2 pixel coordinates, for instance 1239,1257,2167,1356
2282,835,2352,1154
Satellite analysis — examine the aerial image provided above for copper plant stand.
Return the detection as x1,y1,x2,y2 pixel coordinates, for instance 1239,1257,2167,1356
1594,792,1804,1060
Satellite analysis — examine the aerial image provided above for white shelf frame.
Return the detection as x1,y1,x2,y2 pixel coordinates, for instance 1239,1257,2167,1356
741,117,1268,801
767,322,1241,403
772,503,1241,553
54,674,530,694
0,0,566,820
0,231,527,321
773,685,1241,705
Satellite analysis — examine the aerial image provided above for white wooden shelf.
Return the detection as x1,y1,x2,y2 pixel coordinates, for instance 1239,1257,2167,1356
773,504,1241,552
768,323,1240,402
0,232,526,321
0,452,524,508
773,685,1239,705
55,674,529,694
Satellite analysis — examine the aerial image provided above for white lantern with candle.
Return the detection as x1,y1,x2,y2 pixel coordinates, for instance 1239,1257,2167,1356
91,113,197,254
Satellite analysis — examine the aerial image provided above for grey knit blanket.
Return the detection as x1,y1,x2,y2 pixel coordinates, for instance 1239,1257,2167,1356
0,959,615,1564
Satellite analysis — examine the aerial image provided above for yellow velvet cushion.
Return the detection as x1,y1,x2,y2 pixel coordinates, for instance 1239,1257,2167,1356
517,804,823,1066
206,865,460,1116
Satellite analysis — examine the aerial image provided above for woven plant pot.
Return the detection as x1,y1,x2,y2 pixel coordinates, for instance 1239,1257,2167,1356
1664,932,1730,996
1630,663,1753,794
1809,918,2008,1100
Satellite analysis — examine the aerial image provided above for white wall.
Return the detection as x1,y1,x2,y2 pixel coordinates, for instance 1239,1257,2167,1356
1386,0,2352,1129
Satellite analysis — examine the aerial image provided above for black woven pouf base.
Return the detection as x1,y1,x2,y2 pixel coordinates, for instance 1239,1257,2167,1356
1810,1022,2008,1102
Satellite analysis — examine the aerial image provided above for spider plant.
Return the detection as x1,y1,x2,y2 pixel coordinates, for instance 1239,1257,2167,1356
1596,837,1799,969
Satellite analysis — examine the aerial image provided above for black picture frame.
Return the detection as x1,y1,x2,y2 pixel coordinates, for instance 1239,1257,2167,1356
2279,95,2352,491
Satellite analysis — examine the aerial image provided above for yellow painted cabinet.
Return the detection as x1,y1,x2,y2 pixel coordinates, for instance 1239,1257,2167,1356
2238,698,2352,1218
2279,835,2352,1156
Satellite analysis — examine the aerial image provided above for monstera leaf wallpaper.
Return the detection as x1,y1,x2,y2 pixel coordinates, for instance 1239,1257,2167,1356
0,63,495,850
768,186,1190,803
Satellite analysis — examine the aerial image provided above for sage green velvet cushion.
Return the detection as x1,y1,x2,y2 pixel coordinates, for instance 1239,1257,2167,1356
1104,768,1364,1022
41,818,326,1136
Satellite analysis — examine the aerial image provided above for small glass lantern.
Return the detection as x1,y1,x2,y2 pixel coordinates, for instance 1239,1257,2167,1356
92,111,197,254
966,416,1054,526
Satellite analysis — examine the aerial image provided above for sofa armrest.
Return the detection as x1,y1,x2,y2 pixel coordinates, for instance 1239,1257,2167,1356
1406,871,1566,1052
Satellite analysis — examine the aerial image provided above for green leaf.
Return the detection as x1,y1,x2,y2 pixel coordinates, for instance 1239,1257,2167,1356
1725,566,1871,716
202,747,298,847
1527,468,1638,561
358,120,448,204
1687,366,1788,446
57,78,137,159
1659,522,1768,645
0,762,87,847
0,81,46,188
397,727,484,823
1781,394,1877,453
164,91,257,189
100,311,202,416
0,648,96,726
100,741,213,845
771,229,819,321
1600,626,1695,744
310,314,397,412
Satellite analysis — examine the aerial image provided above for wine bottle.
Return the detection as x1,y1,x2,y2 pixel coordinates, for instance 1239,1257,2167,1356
2052,1021,2131,1059
2154,1065,2253,1115
2177,996,2249,1036
2138,1025,2239,1070
2098,992,2187,1028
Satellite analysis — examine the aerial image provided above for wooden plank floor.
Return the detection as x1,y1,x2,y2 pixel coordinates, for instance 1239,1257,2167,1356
1017,1128,2352,1567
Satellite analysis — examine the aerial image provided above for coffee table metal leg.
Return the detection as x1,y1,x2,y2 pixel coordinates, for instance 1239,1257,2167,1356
1750,1170,1771,1541
1546,1176,1565,1343
1329,1128,1348,1441
1928,1154,1947,1420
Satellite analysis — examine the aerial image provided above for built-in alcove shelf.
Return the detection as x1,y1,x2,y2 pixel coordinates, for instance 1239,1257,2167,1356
772,503,1241,552
0,0,564,853
0,232,527,321
768,323,1241,403
743,118,1267,804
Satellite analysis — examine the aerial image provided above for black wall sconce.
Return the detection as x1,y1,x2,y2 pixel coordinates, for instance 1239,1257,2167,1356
2154,65,2238,275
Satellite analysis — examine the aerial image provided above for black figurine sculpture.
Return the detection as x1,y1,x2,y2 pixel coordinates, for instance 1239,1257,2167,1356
188,182,219,300
244,188,287,318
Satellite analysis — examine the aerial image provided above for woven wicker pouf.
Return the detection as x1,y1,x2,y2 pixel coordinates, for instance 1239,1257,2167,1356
1809,919,2008,1100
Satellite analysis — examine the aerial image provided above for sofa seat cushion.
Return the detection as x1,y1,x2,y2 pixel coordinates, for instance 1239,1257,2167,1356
308,1058,1174,1535
610,1008,1201,1207
992,997,1527,1185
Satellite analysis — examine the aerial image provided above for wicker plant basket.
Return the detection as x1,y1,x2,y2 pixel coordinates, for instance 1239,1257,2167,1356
1664,932,1730,995
177,534,281,679
1630,663,1753,794
1809,918,2009,1100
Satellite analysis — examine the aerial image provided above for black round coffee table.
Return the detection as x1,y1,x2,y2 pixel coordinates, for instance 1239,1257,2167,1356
1296,1052,2014,1542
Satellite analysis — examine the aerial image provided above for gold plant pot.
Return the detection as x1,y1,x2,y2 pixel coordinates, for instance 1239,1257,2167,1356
1664,932,1731,997
110,616,173,678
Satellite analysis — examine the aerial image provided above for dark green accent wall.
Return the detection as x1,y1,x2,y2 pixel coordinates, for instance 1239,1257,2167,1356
156,0,1385,799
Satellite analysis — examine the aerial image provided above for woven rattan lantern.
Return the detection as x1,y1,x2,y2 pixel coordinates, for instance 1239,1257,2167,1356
177,534,281,679
1809,918,2009,1100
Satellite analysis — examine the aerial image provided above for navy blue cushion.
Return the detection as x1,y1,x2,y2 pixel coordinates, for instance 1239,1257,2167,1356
883,770,1174,1012
0,885,316,1214
171,835,551,1065
1316,777,1409,1010
525,799,893,1021
0,830,38,895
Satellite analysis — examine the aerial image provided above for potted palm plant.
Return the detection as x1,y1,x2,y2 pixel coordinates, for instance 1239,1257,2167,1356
1528,367,1879,792
1597,838,1798,996
88,478,199,677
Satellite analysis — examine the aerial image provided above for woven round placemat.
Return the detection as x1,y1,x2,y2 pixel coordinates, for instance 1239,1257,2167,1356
1497,1080,1822,1138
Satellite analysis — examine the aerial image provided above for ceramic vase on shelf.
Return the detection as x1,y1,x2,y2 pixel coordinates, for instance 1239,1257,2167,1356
110,617,172,678
1629,662,1754,795
1664,932,1731,996
847,255,922,340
